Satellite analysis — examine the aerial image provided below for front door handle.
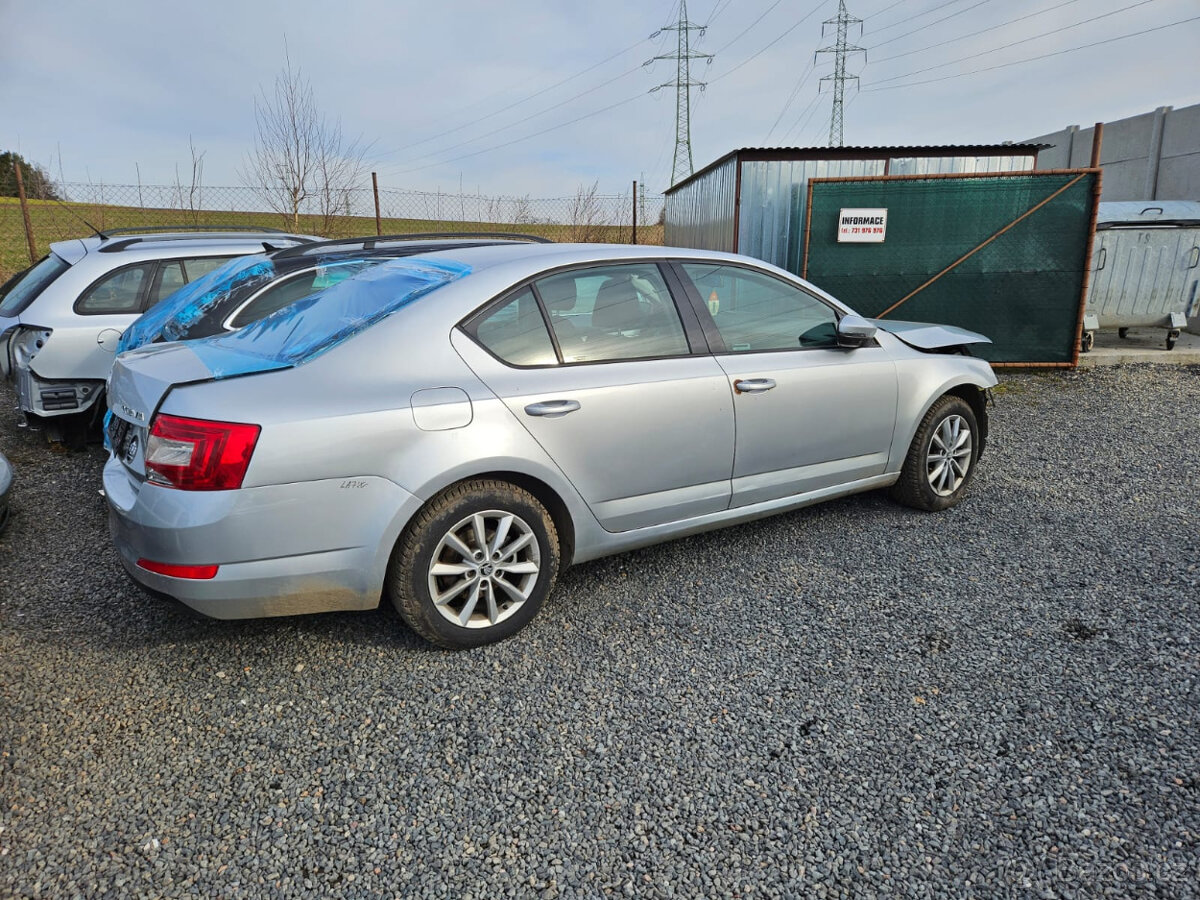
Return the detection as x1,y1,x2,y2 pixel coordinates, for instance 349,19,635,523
734,378,777,394
524,399,581,417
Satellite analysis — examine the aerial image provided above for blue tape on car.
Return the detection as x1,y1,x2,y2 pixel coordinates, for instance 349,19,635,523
187,257,471,379
118,257,277,353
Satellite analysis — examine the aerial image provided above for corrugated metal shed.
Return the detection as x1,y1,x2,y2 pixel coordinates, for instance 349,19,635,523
664,144,1049,272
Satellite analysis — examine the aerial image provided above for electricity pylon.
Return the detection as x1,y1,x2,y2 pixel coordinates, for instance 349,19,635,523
816,0,865,148
646,1,712,186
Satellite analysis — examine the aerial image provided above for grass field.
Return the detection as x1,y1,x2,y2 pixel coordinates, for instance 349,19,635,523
0,196,663,281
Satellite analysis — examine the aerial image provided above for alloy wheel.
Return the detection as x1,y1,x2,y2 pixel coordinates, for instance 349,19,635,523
925,414,973,497
426,510,541,629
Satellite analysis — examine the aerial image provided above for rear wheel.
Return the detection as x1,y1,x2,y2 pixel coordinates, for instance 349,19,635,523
387,479,560,649
890,395,980,512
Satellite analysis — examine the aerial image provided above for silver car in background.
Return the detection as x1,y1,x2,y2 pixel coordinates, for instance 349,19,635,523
104,243,997,648
0,227,312,441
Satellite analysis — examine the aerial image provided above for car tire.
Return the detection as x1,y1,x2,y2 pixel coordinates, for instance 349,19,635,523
890,394,980,512
387,479,560,649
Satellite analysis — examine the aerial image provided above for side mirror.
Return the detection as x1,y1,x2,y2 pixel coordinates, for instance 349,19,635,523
836,314,877,349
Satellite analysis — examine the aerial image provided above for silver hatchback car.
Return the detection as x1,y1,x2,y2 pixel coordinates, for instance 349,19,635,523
104,243,997,648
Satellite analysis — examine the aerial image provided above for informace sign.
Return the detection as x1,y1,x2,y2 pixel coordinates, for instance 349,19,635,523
838,208,887,243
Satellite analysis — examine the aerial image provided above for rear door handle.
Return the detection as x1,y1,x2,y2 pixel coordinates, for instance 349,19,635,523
734,378,776,394
524,399,581,417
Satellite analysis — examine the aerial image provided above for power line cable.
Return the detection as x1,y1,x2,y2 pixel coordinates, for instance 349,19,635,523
766,60,817,140
781,91,824,143
871,0,1083,63
705,0,735,26
870,0,994,49
709,1,829,84
866,0,974,35
382,92,648,177
372,40,651,161
863,13,1200,91
380,62,645,170
711,0,787,54
869,0,1164,85
866,0,910,21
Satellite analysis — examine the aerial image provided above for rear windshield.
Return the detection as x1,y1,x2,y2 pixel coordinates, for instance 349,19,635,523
186,256,471,378
0,254,71,317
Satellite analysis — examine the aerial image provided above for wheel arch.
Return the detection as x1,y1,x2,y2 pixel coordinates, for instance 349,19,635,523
945,382,989,456
417,470,577,567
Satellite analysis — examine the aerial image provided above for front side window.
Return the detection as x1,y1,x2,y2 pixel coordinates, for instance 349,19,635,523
76,263,153,315
473,287,557,366
534,264,689,363
680,263,839,352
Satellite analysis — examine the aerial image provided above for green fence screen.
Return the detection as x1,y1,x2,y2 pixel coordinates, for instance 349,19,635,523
803,172,1097,364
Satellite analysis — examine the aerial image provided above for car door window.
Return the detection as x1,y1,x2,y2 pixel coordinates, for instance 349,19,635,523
181,256,234,282
76,263,153,314
534,264,689,363
148,261,186,307
473,287,558,366
680,263,839,352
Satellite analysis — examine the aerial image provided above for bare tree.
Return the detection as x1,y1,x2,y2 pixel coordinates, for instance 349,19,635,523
173,136,206,223
569,181,610,242
243,49,367,234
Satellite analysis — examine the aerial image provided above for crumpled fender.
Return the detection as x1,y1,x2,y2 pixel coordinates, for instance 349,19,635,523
870,319,992,351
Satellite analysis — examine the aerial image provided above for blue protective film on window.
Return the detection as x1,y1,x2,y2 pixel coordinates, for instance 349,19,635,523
186,256,471,379
118,255,276,353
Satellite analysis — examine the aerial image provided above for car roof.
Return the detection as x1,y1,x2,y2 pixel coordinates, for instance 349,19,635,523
48,230,316,266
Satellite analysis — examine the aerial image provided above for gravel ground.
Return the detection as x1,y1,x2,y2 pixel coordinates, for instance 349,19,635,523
1,366,1197,899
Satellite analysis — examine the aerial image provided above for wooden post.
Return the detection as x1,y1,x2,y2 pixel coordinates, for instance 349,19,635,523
1090,122,1104,169
15,164,38,265
631,180,638,245
372,172,382,236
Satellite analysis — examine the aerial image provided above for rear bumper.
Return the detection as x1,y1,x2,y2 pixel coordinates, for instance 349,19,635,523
104,457,423,618
13,361,105,418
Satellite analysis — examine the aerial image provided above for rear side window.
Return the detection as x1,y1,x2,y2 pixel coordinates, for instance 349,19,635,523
76,263,154,314
181,256,233,282
534,264,689,363
474,287,557,366
0,254,70,316
150,261,186,306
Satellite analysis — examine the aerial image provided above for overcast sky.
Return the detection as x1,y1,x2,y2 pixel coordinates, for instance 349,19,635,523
2,0,1198,199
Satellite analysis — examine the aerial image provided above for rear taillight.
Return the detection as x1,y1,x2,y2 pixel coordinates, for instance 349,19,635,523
137,559,219,579
145,414,260,491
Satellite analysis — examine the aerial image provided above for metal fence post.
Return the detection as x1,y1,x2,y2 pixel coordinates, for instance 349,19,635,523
372,172,382,236
632,180,638,245
15,164,38,265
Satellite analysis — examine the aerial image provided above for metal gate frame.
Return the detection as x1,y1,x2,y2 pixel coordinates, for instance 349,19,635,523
801,168,1103,368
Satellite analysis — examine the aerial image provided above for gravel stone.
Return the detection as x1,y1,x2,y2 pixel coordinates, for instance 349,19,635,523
1,365,1198,898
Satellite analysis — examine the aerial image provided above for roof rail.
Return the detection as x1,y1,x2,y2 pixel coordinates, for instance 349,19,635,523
269,231,552,260
97,224,293,239
98,231,317,253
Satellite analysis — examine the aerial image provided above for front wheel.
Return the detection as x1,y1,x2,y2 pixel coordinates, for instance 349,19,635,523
890,395,980,512
387,479,560,649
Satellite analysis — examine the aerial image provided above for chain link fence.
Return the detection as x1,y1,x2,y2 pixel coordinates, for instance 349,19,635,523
1,181,667,282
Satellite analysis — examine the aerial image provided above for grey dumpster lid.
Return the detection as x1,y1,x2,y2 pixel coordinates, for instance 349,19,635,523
1096,201,1200,229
